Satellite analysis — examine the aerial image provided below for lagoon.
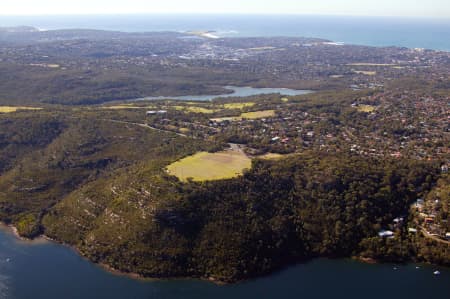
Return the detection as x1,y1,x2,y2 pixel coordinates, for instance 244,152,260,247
136,86,313,102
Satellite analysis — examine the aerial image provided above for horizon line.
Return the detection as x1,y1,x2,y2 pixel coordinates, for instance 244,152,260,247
0,12,449,20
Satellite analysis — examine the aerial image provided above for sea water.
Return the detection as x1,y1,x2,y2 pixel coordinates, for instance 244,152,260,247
1,14,450,51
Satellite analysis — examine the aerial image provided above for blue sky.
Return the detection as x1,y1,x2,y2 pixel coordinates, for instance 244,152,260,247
1,0,449,17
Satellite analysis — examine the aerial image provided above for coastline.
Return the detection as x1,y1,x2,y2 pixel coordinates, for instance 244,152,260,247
353,256,378,264
0,222,447,285
2,15,450,52
0,222,225,284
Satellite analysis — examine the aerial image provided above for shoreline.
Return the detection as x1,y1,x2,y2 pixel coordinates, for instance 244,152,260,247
1,222,447,285
131,86,313,102
0,222,225,284
353,256,378,264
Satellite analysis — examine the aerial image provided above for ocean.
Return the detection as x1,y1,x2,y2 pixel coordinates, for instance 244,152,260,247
1,14,450,51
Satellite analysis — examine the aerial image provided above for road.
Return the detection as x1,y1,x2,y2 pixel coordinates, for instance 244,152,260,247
420,227,450,245
100,119,189,138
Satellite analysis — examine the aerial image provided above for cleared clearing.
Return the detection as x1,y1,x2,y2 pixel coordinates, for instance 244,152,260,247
179,128,190,134
211,109,276,122
210,116,241,122
173,103,255,114
356,105,376,113
167,150,251,182
353,70,377,76
222,102,255,109
240,110,275,119
0,106,42,113
101,105,156,110
173,106,217,114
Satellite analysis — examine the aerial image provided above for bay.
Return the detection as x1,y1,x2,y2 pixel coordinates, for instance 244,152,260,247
0,225,448,299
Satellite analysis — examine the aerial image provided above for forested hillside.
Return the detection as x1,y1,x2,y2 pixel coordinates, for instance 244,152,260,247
0,108,447,282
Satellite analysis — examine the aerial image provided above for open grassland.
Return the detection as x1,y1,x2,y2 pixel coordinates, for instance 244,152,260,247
222,102,255,109
173,106,217,114
100,105,157,110
0,106,43,113
210,116,241,122
211,109,276,122
173,102,255,114
179,128,190,134
347,63,397,66
167,150,251,182
258,153,288,160
102,101,257,115
353,70,377,76
356,105,376,113
240,110,275,119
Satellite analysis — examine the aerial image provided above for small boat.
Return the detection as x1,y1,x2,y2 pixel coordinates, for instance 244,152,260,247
415,266,420,269
433,271,440,275
5,258,10,262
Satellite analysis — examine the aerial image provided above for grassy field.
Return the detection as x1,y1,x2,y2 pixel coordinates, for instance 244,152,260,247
222,102,255,109
211,110,276,122
347,63,397,66
101,105,156,110
179,128,190,134
0,106,42,113
173,106,217,114
172,103,255,113
167,150,251,182
357,105,376,112
240,110,275,119
353,70,377,76
210,116,241,122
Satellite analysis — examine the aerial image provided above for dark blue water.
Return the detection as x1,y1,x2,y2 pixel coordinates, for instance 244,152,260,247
0,225,448,299
1,14,450,51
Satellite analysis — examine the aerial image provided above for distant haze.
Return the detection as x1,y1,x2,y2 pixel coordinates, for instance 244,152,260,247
0,0,449,18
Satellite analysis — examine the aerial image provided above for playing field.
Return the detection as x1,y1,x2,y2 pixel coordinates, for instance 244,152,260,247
353,70,377,76
167,150,252,182
173,106,217,114
356,105,376,112
222,102,255,109
173,103,255,113
240,110,275,119
0,106,42,113
211,110,276,122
